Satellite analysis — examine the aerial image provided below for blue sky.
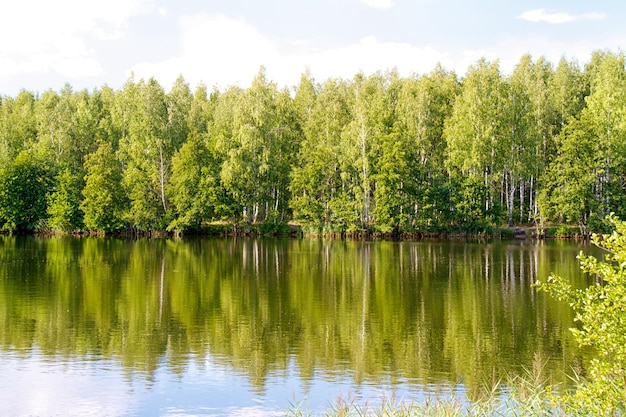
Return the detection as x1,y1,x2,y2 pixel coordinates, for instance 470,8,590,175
0,0,623,95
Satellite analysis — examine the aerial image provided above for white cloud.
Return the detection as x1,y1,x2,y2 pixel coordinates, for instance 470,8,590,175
293,36,447,83
0,0,157,78
1,354,133,417
131,14,448,90
518,8,605,24
457,33,622,77
130,10,623,92
361,0,395,9
131,13,280,89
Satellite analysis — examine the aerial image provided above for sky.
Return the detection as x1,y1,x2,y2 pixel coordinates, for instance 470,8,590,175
0,0,624,95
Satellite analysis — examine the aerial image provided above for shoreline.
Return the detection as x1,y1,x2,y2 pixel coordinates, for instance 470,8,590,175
8,223,592,240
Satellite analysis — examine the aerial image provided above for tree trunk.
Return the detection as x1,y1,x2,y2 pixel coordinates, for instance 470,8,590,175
508,183,516,227
159,144,167,213
360,124,370,226
519,180,524,224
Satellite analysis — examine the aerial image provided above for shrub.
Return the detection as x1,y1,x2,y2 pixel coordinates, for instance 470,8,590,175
535,214,626,415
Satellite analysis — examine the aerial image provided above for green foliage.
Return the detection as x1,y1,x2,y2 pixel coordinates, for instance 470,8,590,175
541,53,626,232
444,59,509,227
0,90,37,164
167,134,234,232
0,151,53,232
290,78,350,230
341,71,391,227
328,191,361,233
216,67,299,225
392,66,458,231
81,142,127,233
444,59,508,176
257,221,292,236
117,76,179,231
372,130,410,233
538,115,598,232
552,225,578,238
535,214,626,414
450,176,498,232
47,168,84,231
0,52,625,234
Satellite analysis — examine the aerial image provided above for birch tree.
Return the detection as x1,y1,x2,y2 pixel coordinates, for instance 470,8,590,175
392,66,458,230
444,58,508,228
341,72,390,228
117,77,172,231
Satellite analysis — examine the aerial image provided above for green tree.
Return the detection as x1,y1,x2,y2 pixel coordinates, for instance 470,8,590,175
444,58,508,228
550,57,586,141
538,115,598,233
209,86,244,223
341,72,391,228
33,88,66,163
166,75,192,152
81,142,127,233
512,55,558,223
535,214,626,414
33,85,98,172
541,52,626,232
167,134,233,232
92,86,122,149
271,88,302,222
0,151,53,232
218,67,297,225
293,69,317,130
505,54,543,226
47,168,84,231
371,128,410,233
583,52,626,218
289,78,351,232
0,90,37,164
117,77,178,231
391,65,458,230
187,84,214,138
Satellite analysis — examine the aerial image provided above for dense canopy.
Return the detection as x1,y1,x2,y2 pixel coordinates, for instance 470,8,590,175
0,51,625,235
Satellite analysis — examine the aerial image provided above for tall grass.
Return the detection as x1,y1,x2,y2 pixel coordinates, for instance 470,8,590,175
285,366,571,417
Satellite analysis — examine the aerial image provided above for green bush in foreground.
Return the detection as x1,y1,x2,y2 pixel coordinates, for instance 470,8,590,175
536,213,626,415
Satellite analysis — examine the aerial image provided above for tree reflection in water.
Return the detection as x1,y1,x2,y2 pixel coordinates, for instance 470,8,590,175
0,235,596,401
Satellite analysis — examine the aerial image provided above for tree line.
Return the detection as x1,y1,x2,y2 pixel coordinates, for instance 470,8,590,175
0,50,624,235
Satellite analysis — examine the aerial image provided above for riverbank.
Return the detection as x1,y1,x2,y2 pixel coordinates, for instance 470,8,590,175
23,222,591,240
186,223,588,240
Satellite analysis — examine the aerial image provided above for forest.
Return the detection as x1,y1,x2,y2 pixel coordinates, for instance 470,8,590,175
0,50,624,236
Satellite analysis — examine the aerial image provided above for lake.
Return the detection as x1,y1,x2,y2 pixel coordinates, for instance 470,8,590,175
0,235,600,416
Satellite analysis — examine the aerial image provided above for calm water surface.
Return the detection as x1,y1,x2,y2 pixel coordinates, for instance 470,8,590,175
0,236,600,416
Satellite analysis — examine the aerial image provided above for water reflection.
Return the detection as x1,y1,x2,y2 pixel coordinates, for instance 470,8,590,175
0,236,597,412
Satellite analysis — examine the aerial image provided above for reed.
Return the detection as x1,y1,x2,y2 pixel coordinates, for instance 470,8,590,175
285,367,572,417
